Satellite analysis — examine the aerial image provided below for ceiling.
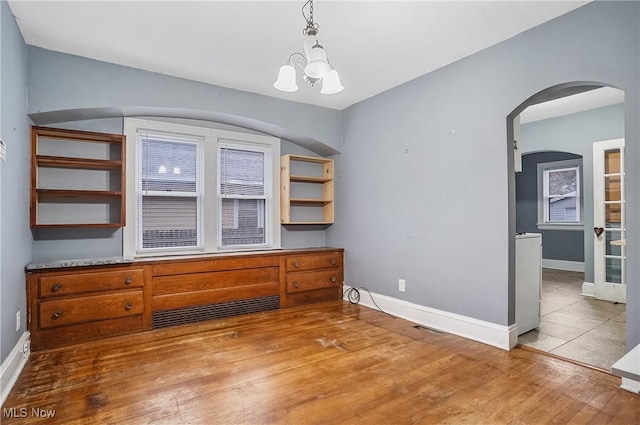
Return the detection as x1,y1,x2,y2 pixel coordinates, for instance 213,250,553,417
519,86,625,124
8,1,590,111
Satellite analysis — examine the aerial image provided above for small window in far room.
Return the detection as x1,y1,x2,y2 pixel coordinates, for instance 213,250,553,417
537,159,583,230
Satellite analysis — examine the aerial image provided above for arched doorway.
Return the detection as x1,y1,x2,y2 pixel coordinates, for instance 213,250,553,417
508,83,627,370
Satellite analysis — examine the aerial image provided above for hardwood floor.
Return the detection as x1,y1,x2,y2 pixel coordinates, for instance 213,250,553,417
2,301,638,424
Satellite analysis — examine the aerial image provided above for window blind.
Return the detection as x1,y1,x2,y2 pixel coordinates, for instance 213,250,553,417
139,133,201,250
219,145,268,247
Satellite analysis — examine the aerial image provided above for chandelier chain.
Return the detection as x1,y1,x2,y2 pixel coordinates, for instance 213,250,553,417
302,0,319,36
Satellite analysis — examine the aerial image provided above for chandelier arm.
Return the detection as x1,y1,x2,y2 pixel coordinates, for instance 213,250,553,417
288,52,307,70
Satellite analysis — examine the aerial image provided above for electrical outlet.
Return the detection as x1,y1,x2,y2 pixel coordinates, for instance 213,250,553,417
399,279,406,292
16,311,20,332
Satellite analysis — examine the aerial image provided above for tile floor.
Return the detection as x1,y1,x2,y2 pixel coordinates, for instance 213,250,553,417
518,268,627,371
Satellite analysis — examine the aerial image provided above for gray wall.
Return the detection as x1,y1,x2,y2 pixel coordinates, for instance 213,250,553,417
516,151,584,262
1,0,32,362
519,103,626,282
27,47,343,155
327,1,640,348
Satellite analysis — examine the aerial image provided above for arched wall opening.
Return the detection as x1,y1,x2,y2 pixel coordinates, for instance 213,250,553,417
507,82,629,355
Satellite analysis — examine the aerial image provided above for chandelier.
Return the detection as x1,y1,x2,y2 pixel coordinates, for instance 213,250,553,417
274,0,343,95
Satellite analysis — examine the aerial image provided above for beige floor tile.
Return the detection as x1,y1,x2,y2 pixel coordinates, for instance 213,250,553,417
519,269,627,370
543,311,604,331
536,319,587,340
518,330,567,352
555,299,625,322
550,327,628,370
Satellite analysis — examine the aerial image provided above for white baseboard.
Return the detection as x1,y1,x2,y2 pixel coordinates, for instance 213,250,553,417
582,281,595,297
620,377,640,394
344,286,517,351
542,259,584,272
0,332,30,406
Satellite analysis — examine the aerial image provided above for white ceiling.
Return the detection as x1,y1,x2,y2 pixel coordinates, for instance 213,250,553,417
520,86,625,124
8,0,590,111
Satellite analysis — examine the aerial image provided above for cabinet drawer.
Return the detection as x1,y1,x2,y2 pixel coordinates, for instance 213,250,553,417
286,253,341,272
39,290,143,329
39,269,144,298
286,270,340,294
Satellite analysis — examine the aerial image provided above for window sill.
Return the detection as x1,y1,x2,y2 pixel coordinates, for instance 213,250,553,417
536,223,584,231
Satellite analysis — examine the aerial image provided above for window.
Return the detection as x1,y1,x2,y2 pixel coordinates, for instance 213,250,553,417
218,143,270,248
139,134,201,251
124,119,280,256
537,159,583,230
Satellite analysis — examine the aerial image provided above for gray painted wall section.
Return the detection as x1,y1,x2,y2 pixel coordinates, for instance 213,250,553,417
328,1,640,348
26,47,343,154
516,152,584,262
520,103,625,282
1,0,32,362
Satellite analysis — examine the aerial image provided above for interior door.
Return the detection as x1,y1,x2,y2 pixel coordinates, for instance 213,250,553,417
593,138,625,303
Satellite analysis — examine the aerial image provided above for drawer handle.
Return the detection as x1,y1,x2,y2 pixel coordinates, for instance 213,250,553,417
52,311,63,320
331,277,337,283
124,302,133,311
330,259,337,266
293,281,299,288
51,284,62,292
293,262,299,268
124,276,133,285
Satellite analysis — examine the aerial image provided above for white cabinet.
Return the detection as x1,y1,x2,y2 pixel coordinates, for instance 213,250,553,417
515,233,542,335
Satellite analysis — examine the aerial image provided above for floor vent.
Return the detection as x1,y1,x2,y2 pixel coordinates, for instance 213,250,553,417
153,296,280,329
413,325,445,335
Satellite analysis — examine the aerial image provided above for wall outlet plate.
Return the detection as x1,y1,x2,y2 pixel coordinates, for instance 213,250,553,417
399,279,406,292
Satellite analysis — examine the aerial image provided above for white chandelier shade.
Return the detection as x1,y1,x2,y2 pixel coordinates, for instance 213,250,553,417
274,63,299,92
273,0,343,95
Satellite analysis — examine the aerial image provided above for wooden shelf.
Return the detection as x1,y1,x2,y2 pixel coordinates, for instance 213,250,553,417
37,155,123,170
36,189,123,198
281,154,334,225
289,198,333,204
289,175,332,183
31,126,126,228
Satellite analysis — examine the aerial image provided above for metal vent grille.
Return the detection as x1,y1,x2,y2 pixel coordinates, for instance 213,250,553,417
153,296,280,329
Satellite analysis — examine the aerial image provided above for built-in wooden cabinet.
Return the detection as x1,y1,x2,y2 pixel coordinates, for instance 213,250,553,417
30,126,126,228
27,267,145,350
280,154,334,224
26,248,343,350
282,251,343,308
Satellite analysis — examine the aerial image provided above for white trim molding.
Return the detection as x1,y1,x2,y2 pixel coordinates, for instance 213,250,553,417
344,286,517,351
581,281,595,297
0,332,30,405
542,259,584,272
620,378,640,394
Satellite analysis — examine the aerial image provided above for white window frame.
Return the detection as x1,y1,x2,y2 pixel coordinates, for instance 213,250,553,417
124,118,281,257
137,133,203,253
537,158,583,231
217,140,273,249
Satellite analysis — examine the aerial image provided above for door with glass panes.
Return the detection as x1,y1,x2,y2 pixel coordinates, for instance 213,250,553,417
593,138,625,303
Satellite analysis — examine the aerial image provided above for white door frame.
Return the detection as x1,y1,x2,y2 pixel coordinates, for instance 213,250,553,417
593,138,626,303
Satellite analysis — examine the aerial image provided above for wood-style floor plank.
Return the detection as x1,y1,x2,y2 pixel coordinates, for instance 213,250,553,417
2,301,639,424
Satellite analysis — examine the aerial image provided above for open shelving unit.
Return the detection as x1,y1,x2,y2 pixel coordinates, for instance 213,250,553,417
280,154,334,225
30,126,126,228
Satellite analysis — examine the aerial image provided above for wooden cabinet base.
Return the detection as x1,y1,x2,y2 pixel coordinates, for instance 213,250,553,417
27,248,343,351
